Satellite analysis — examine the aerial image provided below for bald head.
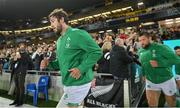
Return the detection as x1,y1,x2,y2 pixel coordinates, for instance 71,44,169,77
115,38,124,46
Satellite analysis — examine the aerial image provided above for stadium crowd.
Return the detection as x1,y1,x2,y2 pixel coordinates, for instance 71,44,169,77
0,27,179,73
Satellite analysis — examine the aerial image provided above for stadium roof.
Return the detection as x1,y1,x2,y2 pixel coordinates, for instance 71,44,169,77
0,0,105,20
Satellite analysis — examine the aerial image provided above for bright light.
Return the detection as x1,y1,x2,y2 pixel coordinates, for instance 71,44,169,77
127,6,132,9
88,16,93,19
175,18,180,21
112,9,121,13
78,18,84,21
127,27,132,30
176,20,180,23
122,6,132,11
72,20,78,22
93,14,101,17
42,20,48,24
142,22,155,26
39,37,42,40
99,31,104,33
122,8,127,11
102,12,111,15
165,19,173,22
84,16,89,19
138,2,144,6
166,22,174,25
106,30,112,32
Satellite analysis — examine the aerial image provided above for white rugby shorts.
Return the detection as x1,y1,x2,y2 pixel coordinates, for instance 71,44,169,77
146,78,176,96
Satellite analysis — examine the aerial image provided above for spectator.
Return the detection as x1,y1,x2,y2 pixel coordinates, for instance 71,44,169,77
110,38,134,79
103,33,113,43
32,47,43,70
47,46,56,62
97,41,112,73
27,46,33,57
174,46,180,89
173,27,180,39
8,52,17,96
40,56,49,71
0,53,4,74
9,43,32,107
119,31,128,40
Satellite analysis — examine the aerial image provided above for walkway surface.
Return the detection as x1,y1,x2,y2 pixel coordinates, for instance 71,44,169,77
0,97,37,108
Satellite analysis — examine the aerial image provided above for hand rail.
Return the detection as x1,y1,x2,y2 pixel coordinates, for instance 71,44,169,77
3,67,145,107
2,69,61,76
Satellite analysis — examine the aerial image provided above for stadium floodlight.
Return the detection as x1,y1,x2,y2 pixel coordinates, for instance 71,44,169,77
112,9,121,13
93,14,101,17
99,31,104,33
78,18,85,21
106,30,112,32
176,20,180,23
142,22,155,26
102,12,111,15
127,27,132,30
165,19,173,22
138,2,144,6
175,18,180,21
165,22,174,25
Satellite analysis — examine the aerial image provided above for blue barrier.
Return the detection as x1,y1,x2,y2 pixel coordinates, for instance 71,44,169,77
163,39,180,76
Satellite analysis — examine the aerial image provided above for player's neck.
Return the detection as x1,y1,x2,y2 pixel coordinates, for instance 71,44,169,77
61,24,69,35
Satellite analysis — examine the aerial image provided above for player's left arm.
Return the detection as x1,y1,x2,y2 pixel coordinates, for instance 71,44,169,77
160,45,180,66
76,30,103,74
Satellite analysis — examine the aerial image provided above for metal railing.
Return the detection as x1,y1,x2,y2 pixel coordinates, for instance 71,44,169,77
2,63,145,107
96,74,145,107
2,69,60,76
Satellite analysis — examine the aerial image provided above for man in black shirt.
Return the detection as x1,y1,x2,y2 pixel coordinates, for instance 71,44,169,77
9,43,32,107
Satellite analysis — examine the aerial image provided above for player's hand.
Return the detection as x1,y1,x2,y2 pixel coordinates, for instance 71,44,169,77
68,68,81,79
142,76,146,82
150,60,158,67
94,64,98,71
129,46,136,54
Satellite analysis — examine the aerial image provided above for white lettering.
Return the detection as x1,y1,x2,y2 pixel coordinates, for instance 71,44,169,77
86,99,116,108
